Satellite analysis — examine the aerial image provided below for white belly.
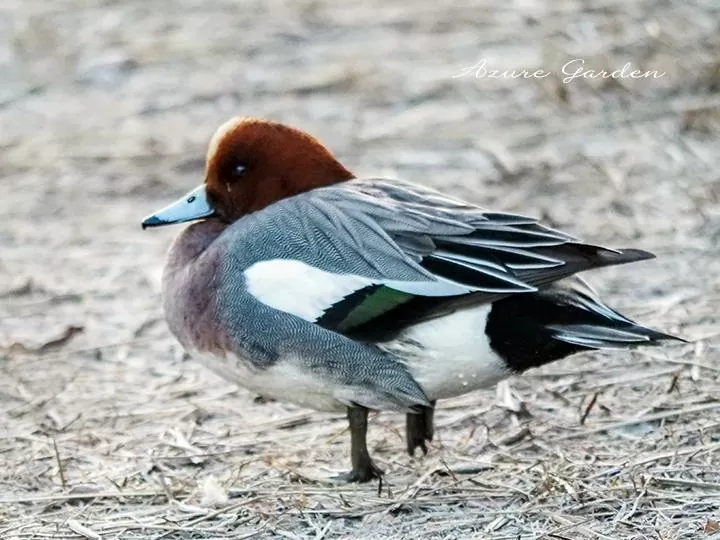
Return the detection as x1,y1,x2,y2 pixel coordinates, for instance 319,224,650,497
194,352,347,412
192,304,508,411
379,305,510,401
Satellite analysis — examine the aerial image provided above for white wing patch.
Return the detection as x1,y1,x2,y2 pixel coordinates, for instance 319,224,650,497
244,260,374,322
243,259,471,322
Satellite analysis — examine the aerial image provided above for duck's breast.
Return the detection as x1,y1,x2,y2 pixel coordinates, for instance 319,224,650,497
162,220,233,357
161,221,349,412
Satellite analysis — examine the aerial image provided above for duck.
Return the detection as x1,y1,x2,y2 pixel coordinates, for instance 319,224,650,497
142,117,682,483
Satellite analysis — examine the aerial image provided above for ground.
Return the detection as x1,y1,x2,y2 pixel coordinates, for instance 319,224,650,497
1,0,719,538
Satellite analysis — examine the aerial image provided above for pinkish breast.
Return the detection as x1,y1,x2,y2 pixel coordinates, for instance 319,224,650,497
162,219,233,356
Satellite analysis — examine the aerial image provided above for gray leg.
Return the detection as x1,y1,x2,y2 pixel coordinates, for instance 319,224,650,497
405,401,436,456
334,406,384,483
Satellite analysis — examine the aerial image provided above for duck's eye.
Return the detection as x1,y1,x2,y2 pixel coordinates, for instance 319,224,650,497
231,164,246,177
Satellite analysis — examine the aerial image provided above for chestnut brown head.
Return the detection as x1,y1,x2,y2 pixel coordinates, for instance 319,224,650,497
142,117,354,229
204,117,354,222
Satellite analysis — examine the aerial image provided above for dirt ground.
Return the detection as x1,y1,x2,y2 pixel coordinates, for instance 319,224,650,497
1,0,719,538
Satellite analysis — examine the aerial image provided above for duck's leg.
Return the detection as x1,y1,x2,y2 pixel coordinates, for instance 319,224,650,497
334,406,384,483
405,401,436,456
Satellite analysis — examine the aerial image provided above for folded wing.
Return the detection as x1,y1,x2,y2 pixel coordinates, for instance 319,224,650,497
239,178,654,336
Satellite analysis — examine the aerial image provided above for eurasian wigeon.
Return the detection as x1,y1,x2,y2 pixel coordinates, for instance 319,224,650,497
143,117,681,483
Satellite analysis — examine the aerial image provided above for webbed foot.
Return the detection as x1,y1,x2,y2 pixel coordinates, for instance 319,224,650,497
333,460,384,483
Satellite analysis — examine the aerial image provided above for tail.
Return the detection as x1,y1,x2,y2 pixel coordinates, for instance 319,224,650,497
485,277,685,372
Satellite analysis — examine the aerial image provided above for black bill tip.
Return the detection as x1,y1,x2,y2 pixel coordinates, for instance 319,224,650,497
141,215,164,230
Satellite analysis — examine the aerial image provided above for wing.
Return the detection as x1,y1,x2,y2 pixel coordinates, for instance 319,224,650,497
235,178,654,338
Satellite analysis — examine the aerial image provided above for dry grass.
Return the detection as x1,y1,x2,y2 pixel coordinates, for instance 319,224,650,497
1,0,719,538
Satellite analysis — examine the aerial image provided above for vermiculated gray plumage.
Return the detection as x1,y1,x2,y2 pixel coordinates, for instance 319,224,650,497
155,176,681,479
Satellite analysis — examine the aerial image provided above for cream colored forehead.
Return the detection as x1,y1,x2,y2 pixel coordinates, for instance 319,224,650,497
206,116,246,163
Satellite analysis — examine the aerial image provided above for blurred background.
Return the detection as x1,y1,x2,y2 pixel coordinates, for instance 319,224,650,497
1,1,719,538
